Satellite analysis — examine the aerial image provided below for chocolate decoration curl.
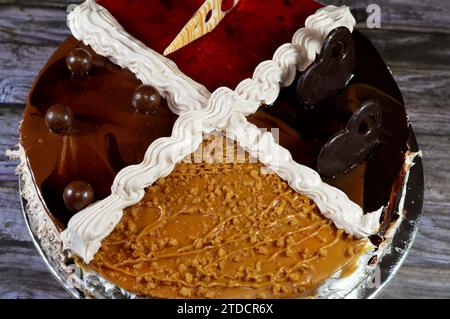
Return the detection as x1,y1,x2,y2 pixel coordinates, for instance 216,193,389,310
297,27,355,106
317,100,382,178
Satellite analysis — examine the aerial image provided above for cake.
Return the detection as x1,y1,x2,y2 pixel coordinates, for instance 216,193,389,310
10,0,420,298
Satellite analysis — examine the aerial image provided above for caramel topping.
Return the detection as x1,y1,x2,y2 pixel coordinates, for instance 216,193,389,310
90,138,370,298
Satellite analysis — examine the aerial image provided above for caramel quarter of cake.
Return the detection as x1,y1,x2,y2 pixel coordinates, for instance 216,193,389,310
90,140,370,298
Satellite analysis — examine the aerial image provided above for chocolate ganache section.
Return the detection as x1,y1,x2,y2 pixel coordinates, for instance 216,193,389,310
20,37,178,227
248,31,410,233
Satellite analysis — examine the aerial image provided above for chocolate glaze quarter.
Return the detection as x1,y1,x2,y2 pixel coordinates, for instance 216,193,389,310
248,31,410,233
20,37,178,227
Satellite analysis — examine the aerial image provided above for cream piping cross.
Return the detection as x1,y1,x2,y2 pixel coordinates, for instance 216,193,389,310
63,3,381,264
163,0,240,56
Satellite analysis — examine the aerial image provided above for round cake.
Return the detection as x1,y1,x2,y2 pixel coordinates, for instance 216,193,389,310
10,0,420,298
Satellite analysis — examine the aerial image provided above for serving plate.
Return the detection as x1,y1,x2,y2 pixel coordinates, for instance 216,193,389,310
20,128,424,299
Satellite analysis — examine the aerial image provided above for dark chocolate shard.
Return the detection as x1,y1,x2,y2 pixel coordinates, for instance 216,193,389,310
297,26,355,106
317,100,382,178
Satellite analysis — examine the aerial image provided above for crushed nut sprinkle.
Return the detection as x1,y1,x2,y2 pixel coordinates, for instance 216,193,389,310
90,138,369,298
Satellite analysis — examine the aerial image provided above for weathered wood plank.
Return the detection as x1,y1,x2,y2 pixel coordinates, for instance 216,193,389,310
0,4,70,46
391,69,450,137
1,0,449,30
378,265,450,299
0,237,70,299
0,104,20,183
0,0,75,7
361,29,450,71
0,44,60,104
0,178,70,298
0,184,26,241
400,135,450,269
326,0,450,31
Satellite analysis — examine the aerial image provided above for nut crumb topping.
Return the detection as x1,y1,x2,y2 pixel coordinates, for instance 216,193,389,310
91,137,369,298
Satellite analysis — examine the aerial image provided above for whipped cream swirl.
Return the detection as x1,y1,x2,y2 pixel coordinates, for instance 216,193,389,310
61,3,380,263
235,5,355,115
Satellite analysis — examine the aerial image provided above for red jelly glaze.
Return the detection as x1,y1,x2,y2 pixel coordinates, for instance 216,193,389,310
97,0,323,91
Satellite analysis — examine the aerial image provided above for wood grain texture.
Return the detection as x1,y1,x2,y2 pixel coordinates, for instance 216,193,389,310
0,0,449,299
329,0,450,30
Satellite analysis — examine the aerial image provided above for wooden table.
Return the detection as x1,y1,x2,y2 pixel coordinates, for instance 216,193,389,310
0,0,449,299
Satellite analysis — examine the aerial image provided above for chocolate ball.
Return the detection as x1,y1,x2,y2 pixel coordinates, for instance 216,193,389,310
132,85,162,114
44,104,74,134
66,48,93,76
63,181,95,213
77,43,105,68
